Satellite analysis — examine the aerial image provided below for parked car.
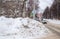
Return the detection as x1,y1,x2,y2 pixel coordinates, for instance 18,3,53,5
41,20,47,24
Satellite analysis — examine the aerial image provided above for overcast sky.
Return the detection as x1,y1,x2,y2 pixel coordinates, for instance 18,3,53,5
38,0,54,13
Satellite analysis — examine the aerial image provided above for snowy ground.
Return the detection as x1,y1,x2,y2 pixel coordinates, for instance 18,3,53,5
45,19,60,24
0,16,51,39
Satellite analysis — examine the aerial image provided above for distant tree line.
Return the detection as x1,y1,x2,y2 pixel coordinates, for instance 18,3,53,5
43,0,60,20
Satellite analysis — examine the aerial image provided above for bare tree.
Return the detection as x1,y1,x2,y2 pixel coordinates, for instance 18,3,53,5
0,0,39,18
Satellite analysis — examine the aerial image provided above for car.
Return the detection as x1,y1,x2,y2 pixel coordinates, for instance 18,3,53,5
41,20,47,24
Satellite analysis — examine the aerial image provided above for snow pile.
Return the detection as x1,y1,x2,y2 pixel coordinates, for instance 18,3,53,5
46,19,60,24
0,16,50,39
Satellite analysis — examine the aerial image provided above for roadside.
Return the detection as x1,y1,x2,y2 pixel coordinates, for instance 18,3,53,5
41,21,60,39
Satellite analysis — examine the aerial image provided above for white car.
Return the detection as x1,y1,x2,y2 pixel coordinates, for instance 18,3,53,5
42,20,47,24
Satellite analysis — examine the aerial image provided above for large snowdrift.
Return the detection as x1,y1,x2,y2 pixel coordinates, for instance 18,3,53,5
0,16,51,39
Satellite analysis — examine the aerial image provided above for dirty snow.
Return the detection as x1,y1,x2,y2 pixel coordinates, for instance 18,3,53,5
0,16,51,39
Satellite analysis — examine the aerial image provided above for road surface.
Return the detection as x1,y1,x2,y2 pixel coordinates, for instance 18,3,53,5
40,21,60,39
